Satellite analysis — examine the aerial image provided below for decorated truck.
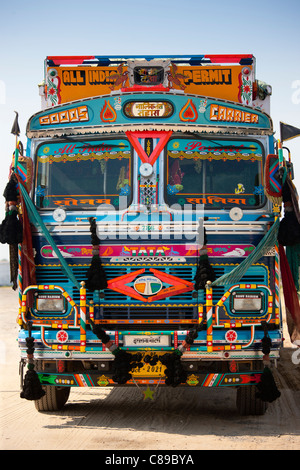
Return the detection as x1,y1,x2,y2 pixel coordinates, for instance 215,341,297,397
3,54,300,415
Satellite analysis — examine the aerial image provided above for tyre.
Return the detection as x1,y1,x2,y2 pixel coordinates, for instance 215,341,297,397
236,385,268,416
34,386,70,412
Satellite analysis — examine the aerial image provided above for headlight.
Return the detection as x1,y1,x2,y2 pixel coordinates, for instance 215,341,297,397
231,291,264,314
35,294,66,313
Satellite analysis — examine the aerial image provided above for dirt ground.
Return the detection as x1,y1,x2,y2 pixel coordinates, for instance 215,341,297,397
0,286,300,451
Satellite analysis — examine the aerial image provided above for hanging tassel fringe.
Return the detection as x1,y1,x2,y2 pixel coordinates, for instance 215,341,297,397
111,349,145,385
261,322,272,357
256,366,281,403
254,321,281,403
0,174,23,245
89,317,144,384
3,175,19,201
90,313,188,387
20,331,45,401
194,227,216,290
90,316,188,386
143,324,205,387
0,174,23,290
86,217,107,291
20,364,46,401
160,351,187,387
194,250,216,290
0,208,23,245
144,350,187,387
89,318,110,344
111,349,135,385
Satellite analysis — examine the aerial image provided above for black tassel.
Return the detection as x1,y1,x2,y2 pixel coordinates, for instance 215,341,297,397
129,354,143,372
256,366,281,403
185,329,199,345
89,318,110,344
85,217,107,291
20,336,45,401
109,348,144,385
0,208,23,245
89,217,100,246
0,175,23,245
145,351,188,387
194,227,215,290
144,354,159,366
3,176,19,201
278,211,300,246
111,349,133,384
194,252,216,290
20,366,46,401
89,320,140,385
85,254,107,291
144,351,188,386
261,334,272,356
261,321,272,357
160,351,187,387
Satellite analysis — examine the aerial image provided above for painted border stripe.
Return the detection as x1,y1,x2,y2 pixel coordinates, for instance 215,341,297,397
203,373,214,387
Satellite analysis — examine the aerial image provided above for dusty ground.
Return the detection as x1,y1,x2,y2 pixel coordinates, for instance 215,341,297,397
0,286,300,451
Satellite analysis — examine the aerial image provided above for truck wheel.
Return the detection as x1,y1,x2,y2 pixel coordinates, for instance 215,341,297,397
34,386,70,412
236,385,268,416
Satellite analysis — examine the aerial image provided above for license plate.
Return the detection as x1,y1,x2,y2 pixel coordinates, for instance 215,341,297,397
130,352,166,377
123,334,170,348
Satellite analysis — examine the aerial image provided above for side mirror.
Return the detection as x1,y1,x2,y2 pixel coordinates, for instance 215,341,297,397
282,147,294,180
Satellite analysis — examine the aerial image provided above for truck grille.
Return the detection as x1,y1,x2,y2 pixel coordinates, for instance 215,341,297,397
35,264,268,323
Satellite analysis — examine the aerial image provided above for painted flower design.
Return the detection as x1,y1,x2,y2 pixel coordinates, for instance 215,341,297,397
254,184,264,195
56,330,68,343
225,330,238,343
241,77,252,105
46,75,61,106
36,185,45,196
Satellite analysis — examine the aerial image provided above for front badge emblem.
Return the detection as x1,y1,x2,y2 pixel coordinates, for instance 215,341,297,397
134,275,163,296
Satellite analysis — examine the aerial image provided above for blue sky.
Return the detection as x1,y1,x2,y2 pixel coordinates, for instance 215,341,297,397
0,0,299,260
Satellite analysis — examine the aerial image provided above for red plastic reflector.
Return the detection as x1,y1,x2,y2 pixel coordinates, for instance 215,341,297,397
205,54,253,63
47,56,95,65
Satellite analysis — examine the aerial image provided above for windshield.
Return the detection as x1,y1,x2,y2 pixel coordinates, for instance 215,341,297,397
35,138,132,209
165,137,264,208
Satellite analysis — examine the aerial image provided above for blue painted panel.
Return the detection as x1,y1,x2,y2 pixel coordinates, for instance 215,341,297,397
27,93,272,134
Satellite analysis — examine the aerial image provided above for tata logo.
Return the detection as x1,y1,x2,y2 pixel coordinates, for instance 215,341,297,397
134,275,163,296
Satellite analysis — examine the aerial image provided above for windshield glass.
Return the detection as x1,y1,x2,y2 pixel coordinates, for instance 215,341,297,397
35,138,132,209
166,138,264,208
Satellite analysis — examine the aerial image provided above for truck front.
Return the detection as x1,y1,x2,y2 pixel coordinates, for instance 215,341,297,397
18,55,281,414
